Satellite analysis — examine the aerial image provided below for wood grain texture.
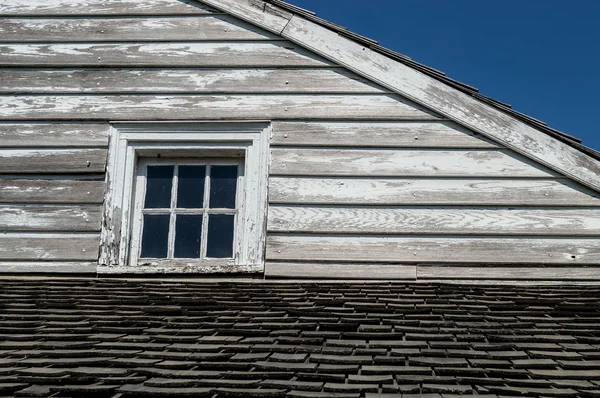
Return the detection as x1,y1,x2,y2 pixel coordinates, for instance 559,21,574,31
0,0,217,16
271,121,498,148
269,177,600,206
0,149,107,173
270,148,558,178
0,16,278,42
417,266,600,280
281,16,600,193
266,262,417,279
0,95,437,121
0,68,387,94
0,261,96,273
267,235,600,265
0,123,108,147
268,206,600,236
197,0,292,33
0,179,105,203
0,42,332,67
99,262,262,274
0,233,99,261
0,205,102,232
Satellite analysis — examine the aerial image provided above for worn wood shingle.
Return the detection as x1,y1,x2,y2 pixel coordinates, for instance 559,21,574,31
1,278,599,397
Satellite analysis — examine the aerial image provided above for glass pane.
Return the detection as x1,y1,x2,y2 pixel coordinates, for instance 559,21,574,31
206,214,234,258
174,215,203,258
140,214,170,258
144,165,174,209
177,165,206,209
209,166,238,209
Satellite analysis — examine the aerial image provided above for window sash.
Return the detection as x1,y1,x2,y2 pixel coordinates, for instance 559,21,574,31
132,158,243,264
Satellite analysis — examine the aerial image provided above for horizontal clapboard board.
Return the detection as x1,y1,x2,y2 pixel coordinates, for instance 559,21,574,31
267,235,600,265
0,16,278,42
0,261,97,273
266,262,417,280
0,123,108,147
0,233,99,261
0,179,105,203
270,148,558,177
268,177,600,206
0,0,217,16
417,266,600,281
0,95,438,120
0,149,106,173
0,42,332,67
268,206,600,236
0,205,102,232
271,121,498,148
0,68,387,94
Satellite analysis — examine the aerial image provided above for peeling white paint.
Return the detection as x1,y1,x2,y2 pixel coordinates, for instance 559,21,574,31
0,0,216,15
267,235,600,265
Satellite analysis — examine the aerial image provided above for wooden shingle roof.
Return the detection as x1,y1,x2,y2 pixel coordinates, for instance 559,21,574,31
1,278,600,397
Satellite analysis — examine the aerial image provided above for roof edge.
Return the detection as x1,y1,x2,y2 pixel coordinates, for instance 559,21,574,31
196,0,600,193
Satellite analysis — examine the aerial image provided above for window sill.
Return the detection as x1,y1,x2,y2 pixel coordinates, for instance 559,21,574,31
98,261,262,274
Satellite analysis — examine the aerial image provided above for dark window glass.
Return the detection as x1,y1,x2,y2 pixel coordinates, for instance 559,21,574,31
140,214,170,258
209,166,237,209
174,215,203,258
206,214,234,258
177,165,206,208
144,165,174,209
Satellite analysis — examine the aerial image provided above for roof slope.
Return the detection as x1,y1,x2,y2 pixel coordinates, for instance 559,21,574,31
1,278,600,397
198,0,600,193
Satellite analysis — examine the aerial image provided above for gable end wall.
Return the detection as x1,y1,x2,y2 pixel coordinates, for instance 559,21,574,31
0,0,599,279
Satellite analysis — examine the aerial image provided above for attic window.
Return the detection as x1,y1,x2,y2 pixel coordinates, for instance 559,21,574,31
99,122,270,274
135,161,241,261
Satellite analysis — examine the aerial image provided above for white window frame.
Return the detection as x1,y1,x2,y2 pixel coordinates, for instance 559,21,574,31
98,122,270,274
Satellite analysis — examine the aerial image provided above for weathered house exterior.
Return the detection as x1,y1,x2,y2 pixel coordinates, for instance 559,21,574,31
1,0,599,281
2,2,600,398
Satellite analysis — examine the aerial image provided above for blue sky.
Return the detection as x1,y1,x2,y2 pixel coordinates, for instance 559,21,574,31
287,0,600,151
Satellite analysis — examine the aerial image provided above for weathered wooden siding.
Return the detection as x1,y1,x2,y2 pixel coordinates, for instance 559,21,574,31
0,123,107,270
0,16,279,41
0,0,416,273
0,69,387,94
268,178,600,207
0,95,436,121
267,235,600,264
1,0,599,279
0,0,217,15
266,121,600,280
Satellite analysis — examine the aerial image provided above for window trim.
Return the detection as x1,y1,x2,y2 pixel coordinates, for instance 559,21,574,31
99,122,270,274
